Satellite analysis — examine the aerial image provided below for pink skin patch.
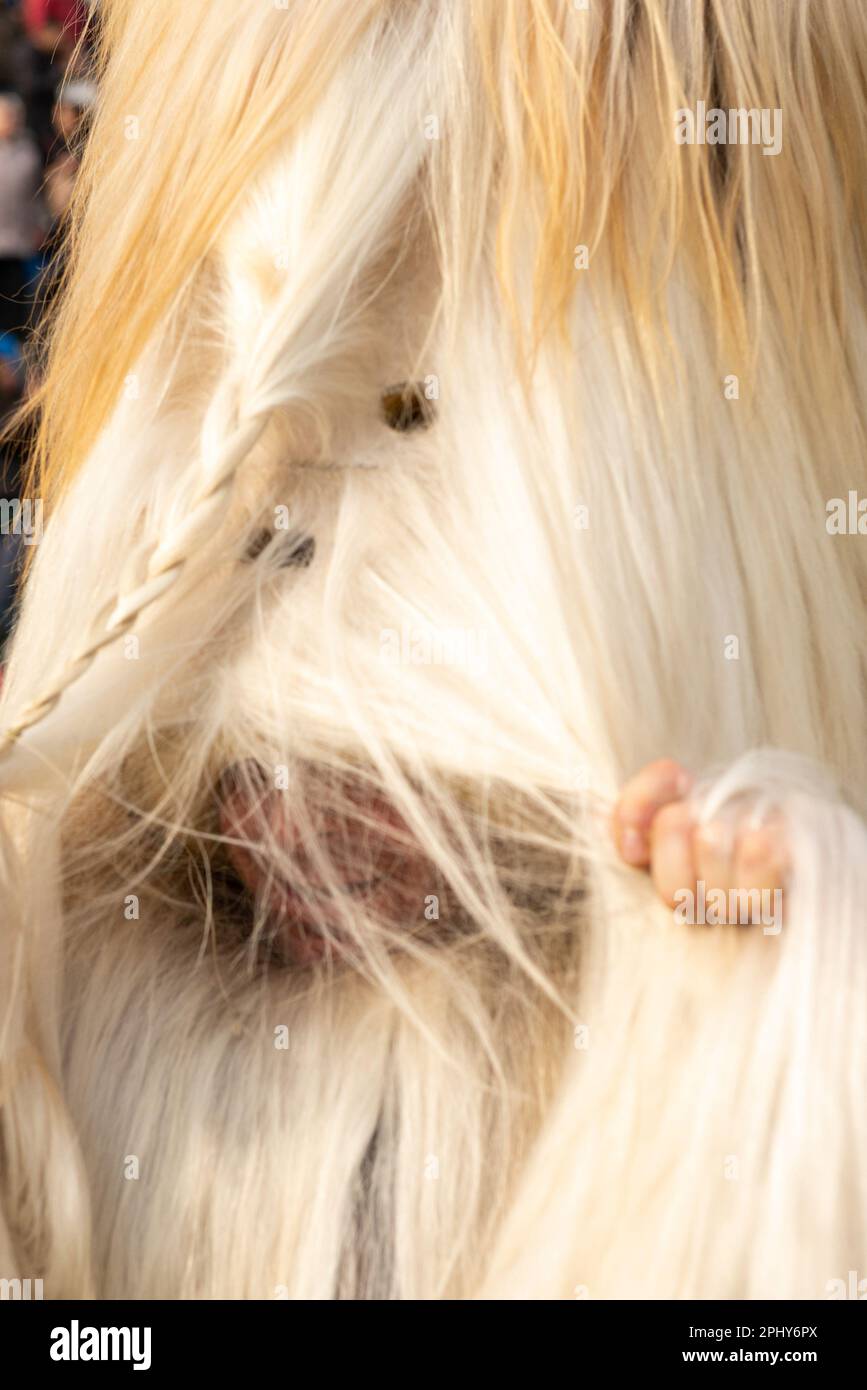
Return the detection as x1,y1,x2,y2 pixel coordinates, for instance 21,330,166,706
218,768,435,965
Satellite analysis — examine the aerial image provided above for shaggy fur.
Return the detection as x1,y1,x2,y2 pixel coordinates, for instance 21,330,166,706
1,0,867,1299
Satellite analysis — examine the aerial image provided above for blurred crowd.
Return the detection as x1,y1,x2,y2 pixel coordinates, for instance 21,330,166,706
0,1,94,642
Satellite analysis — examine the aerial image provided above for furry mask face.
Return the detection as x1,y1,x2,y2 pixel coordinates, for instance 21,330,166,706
218,762,442,966
3,0,867,1305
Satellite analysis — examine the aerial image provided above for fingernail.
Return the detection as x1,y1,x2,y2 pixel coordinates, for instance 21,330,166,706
621,826,647,863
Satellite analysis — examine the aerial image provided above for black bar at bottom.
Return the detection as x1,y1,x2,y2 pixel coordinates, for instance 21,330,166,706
2,1298,864,1375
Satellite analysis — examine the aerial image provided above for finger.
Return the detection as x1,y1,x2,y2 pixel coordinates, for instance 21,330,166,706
693,819,736,897
733,824,789,902
649,800,697,908
614,758,693,866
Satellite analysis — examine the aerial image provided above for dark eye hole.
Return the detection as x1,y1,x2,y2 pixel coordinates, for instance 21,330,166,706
381,382,434,432
244,530,316,567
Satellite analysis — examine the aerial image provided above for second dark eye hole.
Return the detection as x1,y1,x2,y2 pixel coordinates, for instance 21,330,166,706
381,382,434,432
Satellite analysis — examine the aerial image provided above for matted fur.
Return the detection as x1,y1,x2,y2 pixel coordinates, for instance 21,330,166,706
1,0,866,1298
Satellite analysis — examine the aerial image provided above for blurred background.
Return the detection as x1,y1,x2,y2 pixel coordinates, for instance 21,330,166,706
0,1,94,647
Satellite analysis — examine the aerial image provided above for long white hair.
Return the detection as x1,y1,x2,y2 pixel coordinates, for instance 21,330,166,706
1,0,866,1298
